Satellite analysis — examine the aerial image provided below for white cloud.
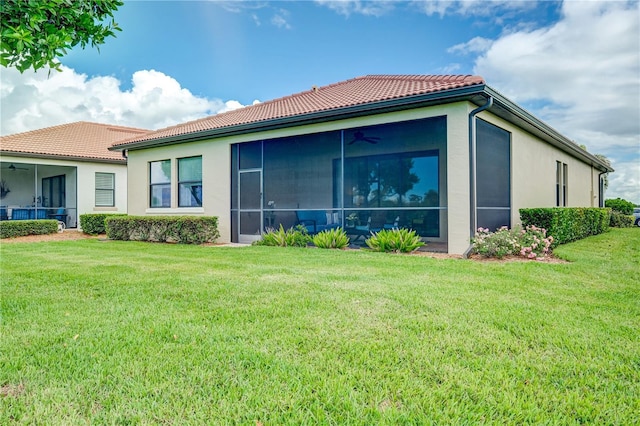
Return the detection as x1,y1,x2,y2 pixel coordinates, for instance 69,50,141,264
271,9,292,29
314,0,395,17
448,36,494,55
411,0,539,17
462,0,640,203
0,66,249,135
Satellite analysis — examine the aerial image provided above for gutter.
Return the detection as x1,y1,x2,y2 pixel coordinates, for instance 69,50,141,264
463,96,493,259
109,83,613,176
483,86,613,173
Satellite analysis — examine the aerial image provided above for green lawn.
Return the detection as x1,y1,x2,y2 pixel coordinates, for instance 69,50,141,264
1,229,638,424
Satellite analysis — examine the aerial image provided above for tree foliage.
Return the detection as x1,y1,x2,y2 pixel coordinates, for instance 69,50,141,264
605,198,635,215
0,0,123,72
594,153,612,189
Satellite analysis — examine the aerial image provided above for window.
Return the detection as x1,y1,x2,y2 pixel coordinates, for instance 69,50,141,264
95,173,115,207
556,161,568,206
150,160,171,208
178,156,202,207
563,163,568,206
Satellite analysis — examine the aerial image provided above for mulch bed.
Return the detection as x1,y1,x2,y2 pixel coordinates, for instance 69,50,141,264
1,231,568,263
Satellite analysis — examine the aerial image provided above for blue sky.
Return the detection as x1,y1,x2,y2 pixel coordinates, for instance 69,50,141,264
61,0,561,103
1,0,638,202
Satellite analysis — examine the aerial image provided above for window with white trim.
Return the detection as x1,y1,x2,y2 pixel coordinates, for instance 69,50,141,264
556,161,568,206
150,160,171,208
95,172,115,207
178,156,202,207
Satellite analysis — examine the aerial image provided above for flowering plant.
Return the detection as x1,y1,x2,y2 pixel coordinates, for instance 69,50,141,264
471,225,553,259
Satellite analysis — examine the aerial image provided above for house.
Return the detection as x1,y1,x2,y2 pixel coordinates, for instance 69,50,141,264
110,75,613,254
0,121,149,228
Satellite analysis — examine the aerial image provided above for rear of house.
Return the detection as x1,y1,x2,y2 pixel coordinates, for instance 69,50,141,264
0,122,149,228
111,75,612,254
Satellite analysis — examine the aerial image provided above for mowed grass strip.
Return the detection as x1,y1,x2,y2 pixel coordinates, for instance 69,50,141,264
1,229,638,424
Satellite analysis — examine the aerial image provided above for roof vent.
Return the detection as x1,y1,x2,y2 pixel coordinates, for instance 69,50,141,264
312,85,318,93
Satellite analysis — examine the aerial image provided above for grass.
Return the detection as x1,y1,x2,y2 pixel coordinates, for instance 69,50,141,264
1,229,638,424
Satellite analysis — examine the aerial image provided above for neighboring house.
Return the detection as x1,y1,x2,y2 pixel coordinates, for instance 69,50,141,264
0,121,149,228
110,75,613,254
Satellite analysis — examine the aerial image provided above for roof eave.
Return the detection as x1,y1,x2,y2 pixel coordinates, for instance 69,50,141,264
108,82,613,174
481,86,614,173
0,150,126,164
109,84,487,152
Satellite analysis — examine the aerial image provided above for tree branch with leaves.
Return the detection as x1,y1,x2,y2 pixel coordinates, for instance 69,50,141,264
0,0,123,72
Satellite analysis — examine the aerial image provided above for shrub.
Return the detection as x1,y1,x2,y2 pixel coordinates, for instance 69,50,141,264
520,207,609,246
605,198,635,215
254,225,311,247
365,228,425,253
79,213,124,235
0,219,58,239
609,211,634,228
105,216,219,244
312,227,350,249
471,225,553,259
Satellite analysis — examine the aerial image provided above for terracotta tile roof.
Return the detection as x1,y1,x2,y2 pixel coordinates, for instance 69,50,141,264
113,75,484,147
1,121,150,162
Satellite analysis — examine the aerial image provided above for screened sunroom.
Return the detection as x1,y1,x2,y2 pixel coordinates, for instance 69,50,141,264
231,116,449,250
0,162,78,228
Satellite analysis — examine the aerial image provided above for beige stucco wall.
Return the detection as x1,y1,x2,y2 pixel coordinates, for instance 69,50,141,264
1,156,127,228
126,103,471,249
474,110,602,228
125,101,603,254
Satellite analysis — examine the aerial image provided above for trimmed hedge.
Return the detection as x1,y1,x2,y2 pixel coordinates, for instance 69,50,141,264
0,219,58,239
105,216,220,244
520,207,610,246
79,213,125,235
609,211,634,228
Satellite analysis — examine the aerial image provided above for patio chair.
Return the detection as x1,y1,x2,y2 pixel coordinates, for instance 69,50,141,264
48,207,67,225
296,210,340,234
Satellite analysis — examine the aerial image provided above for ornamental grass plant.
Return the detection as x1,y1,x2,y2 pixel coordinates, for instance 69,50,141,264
254,224,311,247
312,227,350,249
365,228,425,253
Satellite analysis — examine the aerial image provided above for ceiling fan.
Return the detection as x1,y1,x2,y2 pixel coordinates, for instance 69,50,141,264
348,131,381,145
2,163,30,171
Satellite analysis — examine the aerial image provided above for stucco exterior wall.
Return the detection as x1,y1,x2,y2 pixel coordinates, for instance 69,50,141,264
125,101,604,254
1,156,127,228
474,110,602,227
126,103,470,248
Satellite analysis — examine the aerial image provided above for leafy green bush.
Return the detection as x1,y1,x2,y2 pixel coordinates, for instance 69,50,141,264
105,216,219,244
79,213,124,235
0,219,58,239
365,228,425,253
254,225,311,247
472,225,553,259
312,227,350,249
605,198,635,215
520,207,609,246
609,211,634,228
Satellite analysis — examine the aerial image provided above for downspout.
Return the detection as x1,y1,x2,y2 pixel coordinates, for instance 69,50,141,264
597,170,607,208
463,96,493,258
122,149,128,159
